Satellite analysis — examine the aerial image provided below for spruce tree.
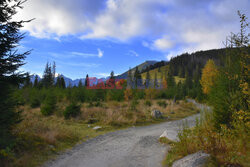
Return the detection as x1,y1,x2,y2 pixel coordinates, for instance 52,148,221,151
0,0,31,149
109,71,115,88
78,80,83,88
42,62,54,87
85,74,89,87
61,77,66,88
145,70,150,88
34,75,39,88
134,67,142,88
154,72,158,88
127,68,133,88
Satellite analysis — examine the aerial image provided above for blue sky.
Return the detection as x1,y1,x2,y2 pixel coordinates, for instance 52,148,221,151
15,0,250,79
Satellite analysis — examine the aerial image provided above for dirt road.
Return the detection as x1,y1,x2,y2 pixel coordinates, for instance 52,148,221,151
44,101,208,167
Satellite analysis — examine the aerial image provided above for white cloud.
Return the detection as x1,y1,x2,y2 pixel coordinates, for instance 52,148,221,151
94,73,110,78
15,0,250,55
128,50,139,57
97,49,104,58
71,49,104,58
153,38,174,51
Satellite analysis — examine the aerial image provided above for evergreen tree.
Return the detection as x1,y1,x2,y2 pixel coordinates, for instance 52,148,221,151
52,61,56,84
55,76,61,88
0,0,31,149
127,68,133,88
110,70,115,87
134,67,142,88
85,74,89,87
42,62,54,88
209,11,250,129
78,80,83,88
166,71,175,89
23,73,32,88
145,70,150,88
184,70,192,89
61,77,66,88
34,75,39,88
154,72,158,88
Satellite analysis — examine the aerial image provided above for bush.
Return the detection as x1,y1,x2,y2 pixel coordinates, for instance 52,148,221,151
129,98,139,111
40,94,56,116
145,100,152,106
63,103,81,119
41,104,54,116
157,101,167,108
87,101,103,108
30,98,41,108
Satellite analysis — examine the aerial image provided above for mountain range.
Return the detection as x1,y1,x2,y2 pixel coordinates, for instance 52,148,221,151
30,60,159,87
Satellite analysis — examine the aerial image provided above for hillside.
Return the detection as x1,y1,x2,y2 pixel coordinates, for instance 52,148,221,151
116,60,157,79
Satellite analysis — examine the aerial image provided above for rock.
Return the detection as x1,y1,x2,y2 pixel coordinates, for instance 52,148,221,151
151,110,163,119
93,126,102,130
159,130,168,138
172,151,210,167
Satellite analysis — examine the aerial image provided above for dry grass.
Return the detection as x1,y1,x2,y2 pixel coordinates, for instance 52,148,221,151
6,99,199,167
163,112,250,167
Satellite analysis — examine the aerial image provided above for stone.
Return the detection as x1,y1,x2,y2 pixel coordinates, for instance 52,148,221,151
159,130,168,138
151,110,163,119
93,126,102,130
172,151,210,167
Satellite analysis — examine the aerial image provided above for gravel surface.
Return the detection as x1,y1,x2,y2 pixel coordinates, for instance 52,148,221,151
44,101,208,167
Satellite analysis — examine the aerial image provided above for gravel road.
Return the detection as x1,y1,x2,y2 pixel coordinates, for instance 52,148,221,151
44,101,208,167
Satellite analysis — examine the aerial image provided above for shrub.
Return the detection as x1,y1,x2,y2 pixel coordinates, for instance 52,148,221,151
40,94,56,116
63,103,81,119
129,98,139,111
157,101,167,108
145,100,152,106
87,101,103,108
30,98,41,108
124,89,133,101
41,104,54,116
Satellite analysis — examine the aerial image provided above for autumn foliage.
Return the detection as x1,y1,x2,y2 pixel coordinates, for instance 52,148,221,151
200,59,218,94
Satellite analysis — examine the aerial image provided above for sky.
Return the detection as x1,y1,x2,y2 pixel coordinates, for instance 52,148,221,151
14,0,250,79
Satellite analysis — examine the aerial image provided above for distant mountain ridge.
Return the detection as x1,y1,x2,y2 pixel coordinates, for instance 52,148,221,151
30,60,159,87
116,60,158,79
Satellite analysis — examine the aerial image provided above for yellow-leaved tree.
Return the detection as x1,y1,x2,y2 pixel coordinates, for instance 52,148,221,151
200,59,218,94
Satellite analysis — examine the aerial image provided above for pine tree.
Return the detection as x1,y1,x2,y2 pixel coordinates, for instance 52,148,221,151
23,73,31,87
55,76,61,88
42,62,54,88
134,67,142,88
61,77,66,88
78,80,83,88
34,75,39,88
127,68,133,88
166,71,175,89
52,61,56,84
0,0,31,149
110,71,115,87
145,70,150,88
154,72,158,88
85,74,89,87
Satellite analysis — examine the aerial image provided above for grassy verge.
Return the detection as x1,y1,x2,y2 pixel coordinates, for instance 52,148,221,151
162,111,250,167
2,99,200,167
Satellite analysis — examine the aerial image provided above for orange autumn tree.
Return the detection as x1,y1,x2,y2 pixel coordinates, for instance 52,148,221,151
200,59,218,94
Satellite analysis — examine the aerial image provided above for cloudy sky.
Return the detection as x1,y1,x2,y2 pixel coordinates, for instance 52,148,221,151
15,0,250,79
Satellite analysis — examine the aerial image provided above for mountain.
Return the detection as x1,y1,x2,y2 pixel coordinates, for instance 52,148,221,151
116,60,158,79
